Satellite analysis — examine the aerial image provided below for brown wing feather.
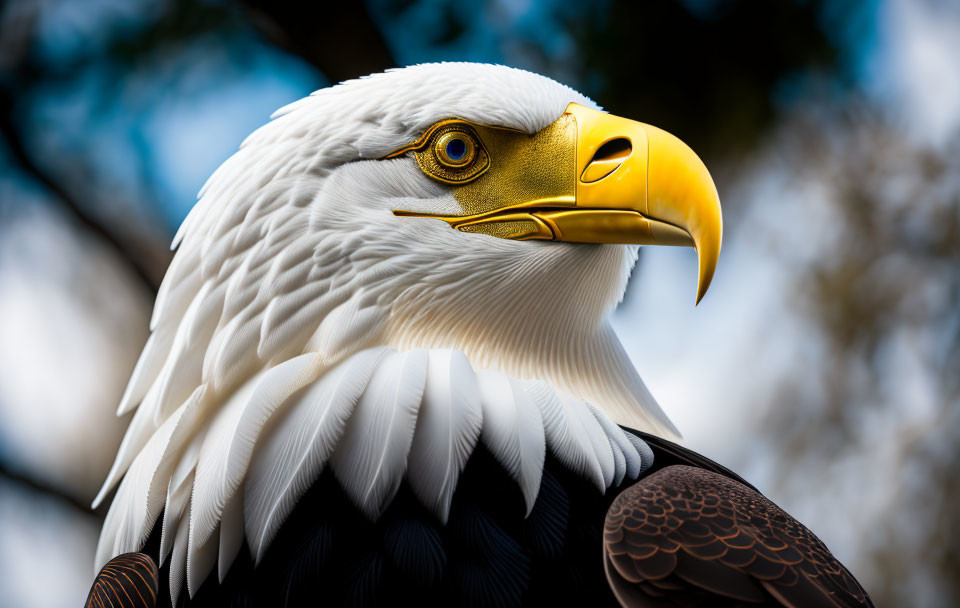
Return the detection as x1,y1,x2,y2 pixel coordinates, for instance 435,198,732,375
604,465,873,608
85,552,158,608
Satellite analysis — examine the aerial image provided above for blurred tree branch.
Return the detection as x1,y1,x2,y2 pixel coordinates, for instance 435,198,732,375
0,0,397,298
0,1,171,292
238,0,396,81
753,100,960,607
0,92,163,291
0,460,94,515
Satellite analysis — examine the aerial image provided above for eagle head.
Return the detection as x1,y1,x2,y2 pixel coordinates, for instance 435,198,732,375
94,63,722,599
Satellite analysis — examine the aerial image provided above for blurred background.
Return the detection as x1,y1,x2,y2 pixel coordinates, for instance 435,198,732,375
0,0,957,605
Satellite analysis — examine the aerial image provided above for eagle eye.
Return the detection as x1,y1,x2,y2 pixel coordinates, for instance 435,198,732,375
422,124,487,183
436,132,474,168
384,121,490,184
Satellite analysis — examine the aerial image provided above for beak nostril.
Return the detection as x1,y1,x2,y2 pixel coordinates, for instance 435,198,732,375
590,137,632,163
581,138,632,184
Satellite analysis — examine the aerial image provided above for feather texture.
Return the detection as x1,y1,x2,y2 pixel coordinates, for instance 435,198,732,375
244,348,387,562
167,504,190,606
193,354,322,552
330,349,429,519
407,350,483,522
475,371,546,514
159,469,193,566
528,381,610,492
217,488,244,583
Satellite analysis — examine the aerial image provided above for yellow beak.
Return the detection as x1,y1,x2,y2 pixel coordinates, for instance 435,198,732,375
392,103,723,304
545,103,723,304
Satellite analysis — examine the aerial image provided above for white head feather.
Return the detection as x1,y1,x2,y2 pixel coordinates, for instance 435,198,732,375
94,63,671,600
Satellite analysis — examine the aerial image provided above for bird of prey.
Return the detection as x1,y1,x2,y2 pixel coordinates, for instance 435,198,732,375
87,63,872,607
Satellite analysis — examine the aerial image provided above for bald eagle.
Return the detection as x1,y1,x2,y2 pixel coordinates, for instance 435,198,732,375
85,63,872,608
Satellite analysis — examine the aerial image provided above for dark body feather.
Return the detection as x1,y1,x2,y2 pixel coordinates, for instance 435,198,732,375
128,430,870,607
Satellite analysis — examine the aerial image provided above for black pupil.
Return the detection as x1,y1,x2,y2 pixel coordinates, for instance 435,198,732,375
446,137,467,161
